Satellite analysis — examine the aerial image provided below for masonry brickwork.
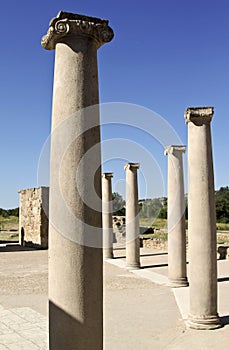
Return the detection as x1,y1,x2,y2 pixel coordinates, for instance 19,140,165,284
19,187,49,248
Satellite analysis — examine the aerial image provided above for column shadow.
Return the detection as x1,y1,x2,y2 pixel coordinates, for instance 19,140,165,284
140,252,168,257
113,252,168,259
220,315,229,326
0,244,41,253
49,301,103,349
141,263,168,269
217,277,229,282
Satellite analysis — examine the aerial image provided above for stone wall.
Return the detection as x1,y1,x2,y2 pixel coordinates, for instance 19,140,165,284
112,216,154,244
113,216,126,243
142,238,168,250
19,187,49,248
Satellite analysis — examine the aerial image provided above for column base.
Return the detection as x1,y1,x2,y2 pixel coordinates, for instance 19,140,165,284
126,263,141,270
103,254,114,260
187,314,222,330
168,277,189,288
103,250,113,260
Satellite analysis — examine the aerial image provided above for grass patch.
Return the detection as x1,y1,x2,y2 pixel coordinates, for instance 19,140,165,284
217,239,229,245
0,215,19,231
139,217,167,229
216,223,229,231
140,216,229,232
0,215,19,242
139,216,229,245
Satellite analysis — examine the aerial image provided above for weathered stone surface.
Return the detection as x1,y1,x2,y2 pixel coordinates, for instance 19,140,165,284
113,216,126,243
185,106,213,124
102,173,114,259
185,106,221,330
42,11,114,50
217,245,229,260
42,11,114,350
142,238,168,250
112,216,154,243
165,145,188,288
125,163,140,269
19,187,49,248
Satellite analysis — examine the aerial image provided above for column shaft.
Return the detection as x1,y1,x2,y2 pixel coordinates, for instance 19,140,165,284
185,107,221,330
102,173,114,259
165,146,188,287
125,163,140,269
42,12,114,349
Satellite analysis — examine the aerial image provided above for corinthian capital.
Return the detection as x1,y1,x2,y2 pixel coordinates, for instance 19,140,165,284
124,163,140,171
184,107,214,125
164,145,186,156
41,11,114,50
102,173,113,179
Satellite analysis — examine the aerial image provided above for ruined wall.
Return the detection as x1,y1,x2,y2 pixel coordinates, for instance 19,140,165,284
113,216,126,243
19,187,49,248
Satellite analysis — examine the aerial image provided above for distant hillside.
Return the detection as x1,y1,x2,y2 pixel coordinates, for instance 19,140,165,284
0,186,228,223
139,186,229,224
0,208,19,218
215,186,229,223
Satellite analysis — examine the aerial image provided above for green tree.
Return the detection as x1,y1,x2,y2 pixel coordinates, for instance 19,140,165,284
158,206,167,219
112,192,125,216
140,198,163,218
215,186,229,223
0,207,19,218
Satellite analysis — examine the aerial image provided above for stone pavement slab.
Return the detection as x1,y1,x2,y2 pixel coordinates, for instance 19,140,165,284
106,246,229,349
0,247,48,349
0,305,47,349
0,245,229,349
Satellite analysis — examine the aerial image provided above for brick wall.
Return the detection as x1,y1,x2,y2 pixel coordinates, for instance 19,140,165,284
19,187,49,248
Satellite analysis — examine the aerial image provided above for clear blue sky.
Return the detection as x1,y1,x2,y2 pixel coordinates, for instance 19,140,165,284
1,0,229,208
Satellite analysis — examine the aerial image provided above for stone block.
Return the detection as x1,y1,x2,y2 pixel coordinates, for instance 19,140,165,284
19,187,49,248
217,245,229,260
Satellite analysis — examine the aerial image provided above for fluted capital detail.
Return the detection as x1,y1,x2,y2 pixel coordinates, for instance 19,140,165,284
164,145,186,156
184,107,214,125
102,173,113,179
41,11,114,50
124,163,140,171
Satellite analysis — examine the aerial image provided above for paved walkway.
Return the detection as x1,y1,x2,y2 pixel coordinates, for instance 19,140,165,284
0,246,48,349
0,244,228,349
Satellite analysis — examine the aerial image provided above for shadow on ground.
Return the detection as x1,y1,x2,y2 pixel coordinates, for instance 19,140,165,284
220,315,229,326
218,277,229,283
0,244,44,253
141,263,168,269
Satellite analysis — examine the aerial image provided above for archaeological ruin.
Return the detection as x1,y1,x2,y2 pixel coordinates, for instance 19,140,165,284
102,173,114,259
185,107,221,330
19,187,49,248
165,145,188,287
42,11,114,350
33,8,229,350
125,163,141,269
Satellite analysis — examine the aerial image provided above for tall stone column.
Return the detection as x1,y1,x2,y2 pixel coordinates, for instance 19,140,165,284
42,12,114,349
124,163,140,269
165,146,188,288
102,173,114,259
185,107,221,330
